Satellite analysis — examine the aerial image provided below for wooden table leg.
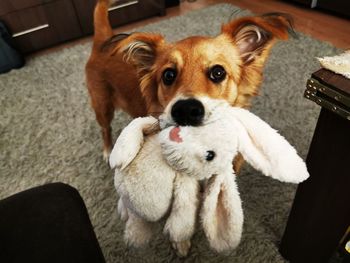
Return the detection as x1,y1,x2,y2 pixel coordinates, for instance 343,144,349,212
279,108,350,263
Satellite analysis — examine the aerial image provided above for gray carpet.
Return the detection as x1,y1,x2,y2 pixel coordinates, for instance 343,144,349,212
0,4,340,263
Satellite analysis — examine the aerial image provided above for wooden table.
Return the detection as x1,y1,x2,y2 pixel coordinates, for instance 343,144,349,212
279,69,350,263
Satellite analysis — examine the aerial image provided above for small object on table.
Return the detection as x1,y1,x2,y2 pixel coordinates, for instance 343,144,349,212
318,50,350,79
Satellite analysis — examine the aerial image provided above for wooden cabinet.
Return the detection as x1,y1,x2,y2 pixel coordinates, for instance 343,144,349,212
0,0,165,54
0,0,47,16
316,0,350,17
74,0,165,35
1,0,82,53
288,0,314,7
287,0,350,16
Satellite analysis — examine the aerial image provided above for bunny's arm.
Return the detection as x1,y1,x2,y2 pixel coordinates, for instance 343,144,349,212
229,107,309,183
109,116,159,170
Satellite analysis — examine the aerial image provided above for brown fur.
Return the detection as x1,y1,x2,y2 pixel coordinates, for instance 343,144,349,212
85,0,292,161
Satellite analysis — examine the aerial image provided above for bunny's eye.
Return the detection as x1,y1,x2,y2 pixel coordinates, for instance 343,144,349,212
205,151,216,161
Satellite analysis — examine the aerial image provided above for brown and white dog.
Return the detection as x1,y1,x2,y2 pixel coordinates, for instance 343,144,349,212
86,0,293,167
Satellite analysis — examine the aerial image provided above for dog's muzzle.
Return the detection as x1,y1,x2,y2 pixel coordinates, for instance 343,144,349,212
171,98,205,126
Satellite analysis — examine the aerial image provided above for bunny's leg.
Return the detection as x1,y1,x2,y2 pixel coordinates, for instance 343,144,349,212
124,208,154,247
201,173,244,252
164,174,199,257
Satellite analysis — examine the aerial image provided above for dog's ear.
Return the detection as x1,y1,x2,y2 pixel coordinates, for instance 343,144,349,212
221,13,293,64
201,173,244,252
115,33,165,73
114,33,165,111
221,13,294,107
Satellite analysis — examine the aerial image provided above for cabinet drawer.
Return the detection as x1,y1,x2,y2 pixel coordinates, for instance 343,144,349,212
1,0,82,53
108,0,165,26
0,0,56,16
73,0,165,35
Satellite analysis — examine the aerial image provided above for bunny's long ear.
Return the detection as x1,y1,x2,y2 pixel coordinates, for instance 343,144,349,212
230,108,309,183
109,116,158,169
201,172,244,252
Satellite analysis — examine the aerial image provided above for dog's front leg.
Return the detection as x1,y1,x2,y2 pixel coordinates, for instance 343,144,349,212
164,174,199,257
117,198,128,221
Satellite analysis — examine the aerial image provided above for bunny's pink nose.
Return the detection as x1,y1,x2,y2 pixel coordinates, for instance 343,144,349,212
169,126,183,143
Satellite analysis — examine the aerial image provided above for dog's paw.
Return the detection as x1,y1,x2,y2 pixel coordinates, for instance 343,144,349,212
172,240,191,257
103,148,111,164
117,198,128,221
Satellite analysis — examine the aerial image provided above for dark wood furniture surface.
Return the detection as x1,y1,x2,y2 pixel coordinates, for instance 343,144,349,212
288,0,314,7
288,0,350,17
316,0,350,17
305,69,350,120
74,0,165,35
0,0,165,54
280,69,350,263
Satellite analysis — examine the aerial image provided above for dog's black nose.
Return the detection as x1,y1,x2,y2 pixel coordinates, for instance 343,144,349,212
171,98,205,126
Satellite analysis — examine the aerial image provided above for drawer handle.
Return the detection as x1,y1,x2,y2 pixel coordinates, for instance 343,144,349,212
12,24,49,38
311,0,317,8
108,0,139,12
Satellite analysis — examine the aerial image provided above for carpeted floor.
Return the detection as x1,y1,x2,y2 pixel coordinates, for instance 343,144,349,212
0,4,341,263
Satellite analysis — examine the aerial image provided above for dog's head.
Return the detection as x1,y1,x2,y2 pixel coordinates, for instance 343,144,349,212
115,13,293,126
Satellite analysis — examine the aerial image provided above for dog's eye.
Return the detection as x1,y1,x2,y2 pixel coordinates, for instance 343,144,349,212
208,65,226,83
162,68,177,86
205,151,216,161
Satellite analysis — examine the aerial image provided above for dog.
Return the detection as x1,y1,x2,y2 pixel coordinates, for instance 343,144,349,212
85,0,293,168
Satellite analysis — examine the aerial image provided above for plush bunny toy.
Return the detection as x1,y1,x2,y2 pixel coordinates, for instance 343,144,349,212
109,99,309,256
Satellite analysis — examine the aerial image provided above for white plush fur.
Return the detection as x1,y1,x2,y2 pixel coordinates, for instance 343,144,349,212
124,208,154,247
110,97,309,255
113,133,176,222
201,172,243,252
230,107,309,183
109,116,157,170
163,174,199,242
